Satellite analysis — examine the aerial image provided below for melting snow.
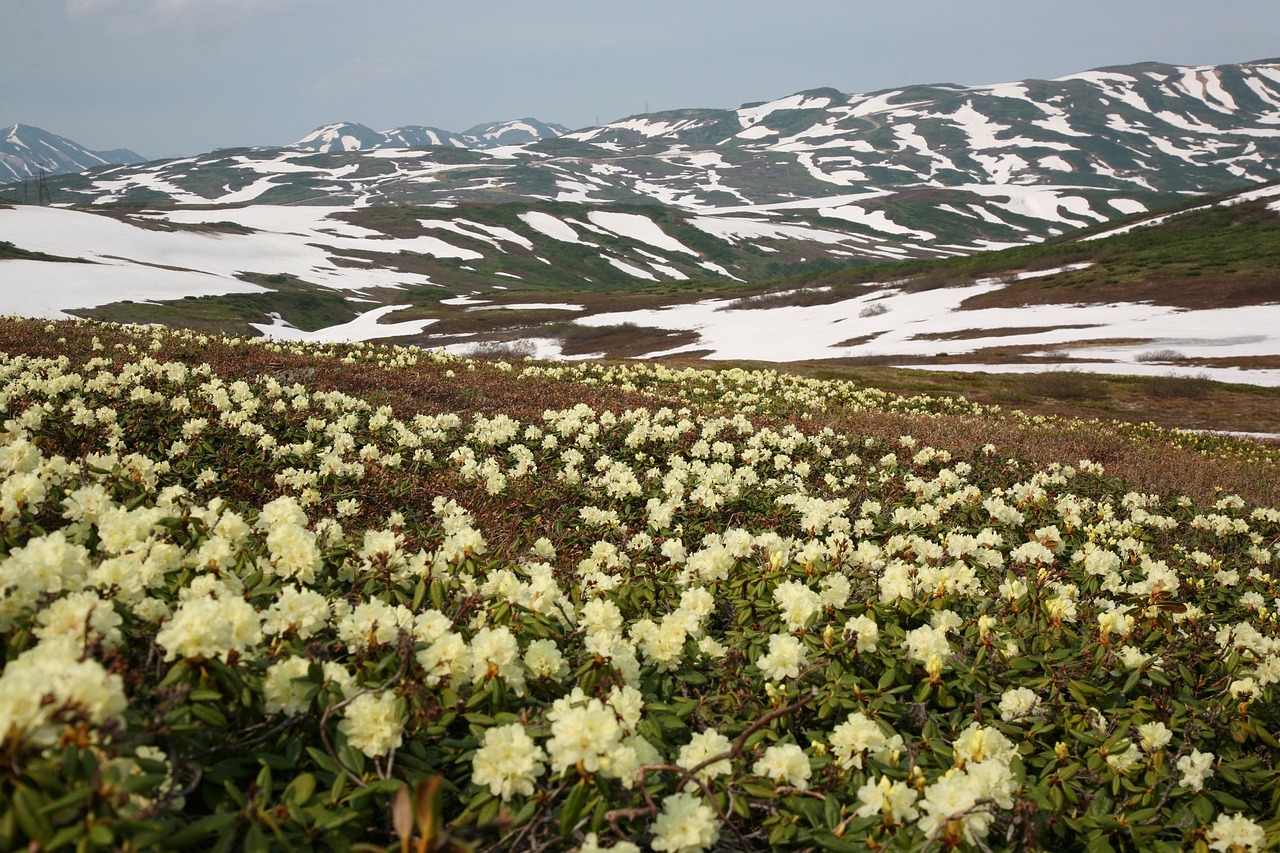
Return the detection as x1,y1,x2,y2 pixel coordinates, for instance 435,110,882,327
585,211,698,255
518,211,585,243
600,255,658,280
251,305,436,343
0,259,265,319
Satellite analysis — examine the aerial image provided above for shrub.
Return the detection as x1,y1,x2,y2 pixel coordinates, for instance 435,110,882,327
1135,349,1187,363
466,338,536,360
1021,369,1106,400
1144,371,1214,399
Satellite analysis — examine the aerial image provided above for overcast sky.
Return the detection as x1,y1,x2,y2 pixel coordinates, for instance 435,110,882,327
5,0,1280,158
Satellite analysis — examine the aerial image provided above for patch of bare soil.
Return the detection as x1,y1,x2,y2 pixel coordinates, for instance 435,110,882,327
959,274,1280,311
911,325,1099,342
1180,354,1280,370
559,326,701,358
948,339,1149,363
831,332,885,347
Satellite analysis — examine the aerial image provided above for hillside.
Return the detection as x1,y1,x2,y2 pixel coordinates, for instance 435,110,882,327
0,124,145,183
1,317,1279,852
11,59,1280,268
292,118,571,153
3,178,1277,397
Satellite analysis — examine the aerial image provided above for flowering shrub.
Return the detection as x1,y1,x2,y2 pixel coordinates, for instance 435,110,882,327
0,319,1278,851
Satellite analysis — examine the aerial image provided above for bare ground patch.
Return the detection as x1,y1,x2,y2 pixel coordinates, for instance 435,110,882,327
557,324,702,358
1179,354,1280,370
832,332,886,347
958,274,1280,311
911,324,1100,342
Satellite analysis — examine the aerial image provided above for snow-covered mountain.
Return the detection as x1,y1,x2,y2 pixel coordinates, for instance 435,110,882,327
22,59,1280,267
564,59,1280,194
292,117,569,153
0,124,145,182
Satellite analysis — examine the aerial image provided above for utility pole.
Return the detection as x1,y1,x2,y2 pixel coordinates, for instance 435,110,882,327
37,167,51,205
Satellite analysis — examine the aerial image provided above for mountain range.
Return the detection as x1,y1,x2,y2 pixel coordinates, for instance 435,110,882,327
292,118,571,153
2,57,1280,382
9,58,1280,266
0,124,145,183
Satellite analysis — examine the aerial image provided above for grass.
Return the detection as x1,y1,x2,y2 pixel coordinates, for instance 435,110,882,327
76,273,360,334
0,240,84,263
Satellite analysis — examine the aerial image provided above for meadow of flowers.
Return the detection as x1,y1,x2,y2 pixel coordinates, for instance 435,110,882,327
1,318,1278,852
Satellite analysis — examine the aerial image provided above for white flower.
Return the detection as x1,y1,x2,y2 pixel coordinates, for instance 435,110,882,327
752,743,811,790
261,586,331,639
842,614,878,653
1206,813,1266,852
773,579,821,631
1104,741,1144,776
524,638,568,679
853,775,919,825
951,723,1016,768
417,631,471,686
756,633,807,681
1177,750,1215,791
155,594,262,663
264,523,323,584
830,712,902,770
677,728,732,788
998,687,1041,723
0,637,128,746
263,656,313,717
1137,721,1172,753
338,692,405,758
470,626,526,694
819,573,851,609
35,590,123,648
1117,645,1152,670
547,698,622,775
903,624,951,680
918,769,995,846
579,833,640,853
471,723,546,801
650,792,719,853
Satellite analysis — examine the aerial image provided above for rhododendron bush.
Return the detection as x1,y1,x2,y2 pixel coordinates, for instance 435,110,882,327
0,320,1278,851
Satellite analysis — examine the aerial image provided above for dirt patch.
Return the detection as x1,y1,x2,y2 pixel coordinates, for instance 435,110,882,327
911,324,1100,342
939,339,1153,364
1180,354,1280,370
558,325,701,358
832,332,885,347
959,274,1280,311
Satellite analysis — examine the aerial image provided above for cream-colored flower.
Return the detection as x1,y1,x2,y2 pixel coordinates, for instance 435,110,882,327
1177,749,1214,791
677,728,732,788
471,722,546,800
756,633,807,681
853,775,919,825
1206,813,1266,852
752,743,811,790
263,656,313,717
650,792,719,853
998,687,1041,723
338,692,405,758
155,594,262,663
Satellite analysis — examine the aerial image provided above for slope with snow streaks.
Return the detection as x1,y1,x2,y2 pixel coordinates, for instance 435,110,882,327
21,59,1280,270
1,124,145,182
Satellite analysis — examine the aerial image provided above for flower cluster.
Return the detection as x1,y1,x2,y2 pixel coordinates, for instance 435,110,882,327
0,320,1278,852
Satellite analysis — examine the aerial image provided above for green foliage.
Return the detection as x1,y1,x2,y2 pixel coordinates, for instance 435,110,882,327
0,319,1278,851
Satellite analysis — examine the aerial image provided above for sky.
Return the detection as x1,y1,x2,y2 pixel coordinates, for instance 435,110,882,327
4,0,1280,159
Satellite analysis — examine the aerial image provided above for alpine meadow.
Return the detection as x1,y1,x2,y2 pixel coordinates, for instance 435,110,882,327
3,22,1280,852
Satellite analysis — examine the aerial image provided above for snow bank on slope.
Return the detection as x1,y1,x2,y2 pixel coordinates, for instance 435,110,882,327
250,305,437,343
